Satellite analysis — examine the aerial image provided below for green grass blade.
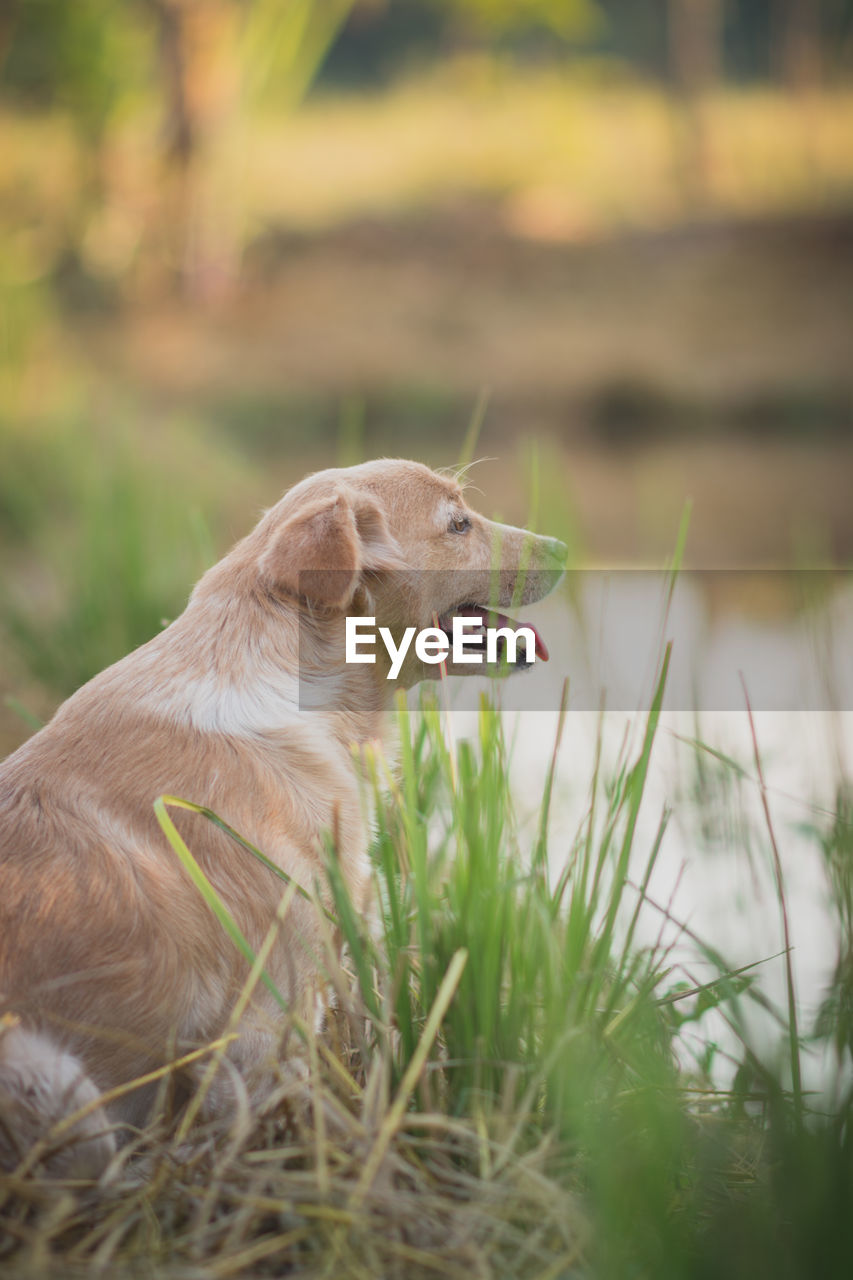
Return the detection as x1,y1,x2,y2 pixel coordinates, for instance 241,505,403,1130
153,794,290,1017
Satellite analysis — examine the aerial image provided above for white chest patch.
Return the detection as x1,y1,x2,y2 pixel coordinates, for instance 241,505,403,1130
149,669,302,736
147,668,345,738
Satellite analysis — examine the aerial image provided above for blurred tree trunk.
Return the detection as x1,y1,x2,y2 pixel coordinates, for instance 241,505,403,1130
775,0,822,92
152,0,195,169
667,0,724,211
772,0,823,188
0,2,18,76
669,0,722,90
139,0,357,302
143,0,239,299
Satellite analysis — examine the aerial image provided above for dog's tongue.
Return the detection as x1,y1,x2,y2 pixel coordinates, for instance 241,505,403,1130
455,607,549,662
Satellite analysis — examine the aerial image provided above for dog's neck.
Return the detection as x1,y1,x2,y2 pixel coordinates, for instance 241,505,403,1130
134,580,389,750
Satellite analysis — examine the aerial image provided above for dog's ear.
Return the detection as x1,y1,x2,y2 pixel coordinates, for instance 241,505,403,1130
260,488,404,608
349,490,406,574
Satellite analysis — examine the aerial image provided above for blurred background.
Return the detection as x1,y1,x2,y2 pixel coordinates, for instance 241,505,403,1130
1,0,852,747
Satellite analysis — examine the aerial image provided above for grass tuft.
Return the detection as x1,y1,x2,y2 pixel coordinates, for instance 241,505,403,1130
2,648,852,1277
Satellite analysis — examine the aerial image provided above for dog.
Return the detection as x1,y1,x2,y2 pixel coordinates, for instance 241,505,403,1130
0,458,566,1175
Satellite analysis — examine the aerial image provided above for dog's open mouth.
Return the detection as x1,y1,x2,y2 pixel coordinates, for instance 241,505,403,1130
436,605,549,667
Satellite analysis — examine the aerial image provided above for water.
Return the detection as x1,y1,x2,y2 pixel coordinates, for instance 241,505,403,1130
435,575,853,1098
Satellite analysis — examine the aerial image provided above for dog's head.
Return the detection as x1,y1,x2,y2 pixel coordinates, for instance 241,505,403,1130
250,459,566,687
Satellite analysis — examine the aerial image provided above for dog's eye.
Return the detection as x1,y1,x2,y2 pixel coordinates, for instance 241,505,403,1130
449,514,471,534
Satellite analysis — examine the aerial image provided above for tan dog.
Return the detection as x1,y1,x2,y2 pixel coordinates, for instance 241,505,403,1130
0,459,565,1175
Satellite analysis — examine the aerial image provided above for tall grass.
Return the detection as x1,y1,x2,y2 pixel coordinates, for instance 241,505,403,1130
1,426,851,1273
323,680,845,1279
2,666,852,1275
321,683,852,1277
0,415,240,703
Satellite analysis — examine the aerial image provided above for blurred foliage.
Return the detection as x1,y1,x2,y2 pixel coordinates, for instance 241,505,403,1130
238,0,359,108
0,0,362,299
2,0,852,119
1,455,193,696
0,0,851,710
433,0,602,40
814,784,853,1062
0,0,849,308
0,0,154,136
324,0,853,85
0,407,253,698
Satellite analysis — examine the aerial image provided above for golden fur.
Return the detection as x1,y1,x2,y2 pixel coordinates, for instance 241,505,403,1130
0,459,565,1174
